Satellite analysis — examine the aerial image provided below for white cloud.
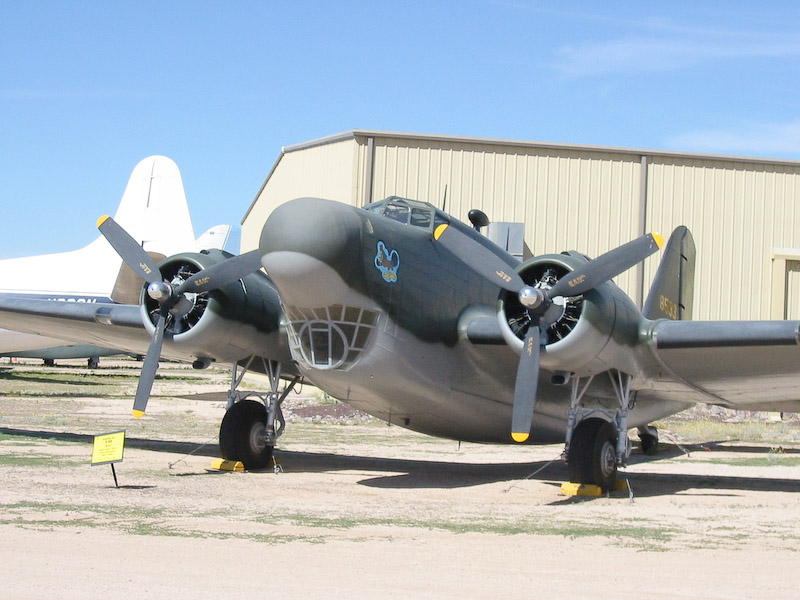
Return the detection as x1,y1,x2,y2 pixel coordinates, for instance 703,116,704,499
667,120,800,157
554,31,800,76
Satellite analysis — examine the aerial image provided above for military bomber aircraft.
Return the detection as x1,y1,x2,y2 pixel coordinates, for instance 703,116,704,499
3,195,800,489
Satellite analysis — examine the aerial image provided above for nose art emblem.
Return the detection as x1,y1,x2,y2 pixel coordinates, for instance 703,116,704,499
374,241,400,283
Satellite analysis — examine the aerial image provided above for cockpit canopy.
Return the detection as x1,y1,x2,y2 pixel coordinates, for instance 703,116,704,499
364,196,448,230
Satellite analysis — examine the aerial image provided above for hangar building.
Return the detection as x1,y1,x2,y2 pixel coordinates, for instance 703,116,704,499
242,130,800,322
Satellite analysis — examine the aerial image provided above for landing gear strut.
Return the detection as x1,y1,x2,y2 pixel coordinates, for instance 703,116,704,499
218,357,300,470
563,369,634,489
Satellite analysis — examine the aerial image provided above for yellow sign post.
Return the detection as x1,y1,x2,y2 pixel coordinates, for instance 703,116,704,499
91,431,126,487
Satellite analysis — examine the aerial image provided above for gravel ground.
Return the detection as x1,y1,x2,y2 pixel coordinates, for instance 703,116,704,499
1,358,799,599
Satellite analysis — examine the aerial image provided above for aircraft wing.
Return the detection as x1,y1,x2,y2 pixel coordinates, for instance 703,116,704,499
0,297,154,358
647,319,800,411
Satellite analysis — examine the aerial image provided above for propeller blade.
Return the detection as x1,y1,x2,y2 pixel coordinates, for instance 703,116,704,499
132,309,167,418
97,215,162,285
433,223,525,293
174,250,263,295
548,232,664,299
511,322,541,443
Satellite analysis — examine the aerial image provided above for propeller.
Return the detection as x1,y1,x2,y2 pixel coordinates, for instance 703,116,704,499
433,222,663,442
97,215,262,417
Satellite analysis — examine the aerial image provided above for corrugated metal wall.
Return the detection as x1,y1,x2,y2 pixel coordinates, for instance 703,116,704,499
241,138,358,251
645,157,800,320
785,261,800,319
243,131,800,321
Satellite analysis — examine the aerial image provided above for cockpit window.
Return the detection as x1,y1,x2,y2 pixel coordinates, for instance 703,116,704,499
364,196,445,230
410,207,432,228
383,203,410,224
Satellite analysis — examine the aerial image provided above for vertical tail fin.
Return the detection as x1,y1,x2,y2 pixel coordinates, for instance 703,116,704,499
643,226,696,320
112,155,195,256
108,156,194,303
0,156,194,300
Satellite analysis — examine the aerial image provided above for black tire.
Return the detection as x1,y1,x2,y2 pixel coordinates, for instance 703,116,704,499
639,427,659,454
567,418,618,490
219,404,240,462
219,400,273,470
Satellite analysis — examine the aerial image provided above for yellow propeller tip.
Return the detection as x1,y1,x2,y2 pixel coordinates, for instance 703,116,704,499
433,223,449,240
97,215,110,228
511,432,529,443
651,232,664,249
132,409,145,419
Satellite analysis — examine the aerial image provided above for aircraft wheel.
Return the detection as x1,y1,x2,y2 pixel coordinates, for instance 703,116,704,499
219,400,273,470
639,426,659,454
219,406,240,461
567,418,618,490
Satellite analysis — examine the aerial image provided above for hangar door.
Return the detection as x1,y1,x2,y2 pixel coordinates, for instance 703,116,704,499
771,251,800,319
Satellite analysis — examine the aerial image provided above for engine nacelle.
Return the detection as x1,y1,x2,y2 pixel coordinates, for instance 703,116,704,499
497,252,625,376
140,249,290,366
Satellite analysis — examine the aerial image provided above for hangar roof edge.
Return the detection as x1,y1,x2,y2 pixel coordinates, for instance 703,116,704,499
284,129,800,167
243,129,800,225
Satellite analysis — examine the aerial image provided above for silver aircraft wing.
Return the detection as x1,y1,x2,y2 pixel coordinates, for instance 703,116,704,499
646,319,800,411
0,297,154,358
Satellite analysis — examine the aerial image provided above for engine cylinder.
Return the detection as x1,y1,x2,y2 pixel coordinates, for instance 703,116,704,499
139,250,290,365
497,253,617,376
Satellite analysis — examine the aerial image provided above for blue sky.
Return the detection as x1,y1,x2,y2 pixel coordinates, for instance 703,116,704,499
2,1,800,258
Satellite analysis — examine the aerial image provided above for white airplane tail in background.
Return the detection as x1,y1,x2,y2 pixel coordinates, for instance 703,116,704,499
195,224,240,255
0,155,196,303
0,155,232,359
112,155,196,257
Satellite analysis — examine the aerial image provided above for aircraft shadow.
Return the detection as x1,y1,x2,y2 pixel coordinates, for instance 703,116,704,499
687,441,800,455
0,370,108,386
0,427,221,458
276,450,567,489
175,391,229,402
2,427,797,496
278,447,800,495
0,426,565,488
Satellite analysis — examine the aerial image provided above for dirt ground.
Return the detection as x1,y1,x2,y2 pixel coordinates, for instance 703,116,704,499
1,358,800,599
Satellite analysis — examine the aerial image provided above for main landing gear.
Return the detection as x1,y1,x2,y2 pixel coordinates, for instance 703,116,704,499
218,358,300,470
563,370,634,490
637,425,659,454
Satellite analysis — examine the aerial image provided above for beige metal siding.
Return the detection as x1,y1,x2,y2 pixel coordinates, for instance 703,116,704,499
242,131,800,322
369,137,643,296
241,139,358,252
645,157,800,320
784,261,800,319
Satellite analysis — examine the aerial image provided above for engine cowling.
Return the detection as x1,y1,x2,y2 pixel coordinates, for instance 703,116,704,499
139,249,290,366
497,252,619,376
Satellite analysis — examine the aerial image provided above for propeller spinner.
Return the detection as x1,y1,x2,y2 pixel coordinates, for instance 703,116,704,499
97,215,262,417
433,222,663,442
